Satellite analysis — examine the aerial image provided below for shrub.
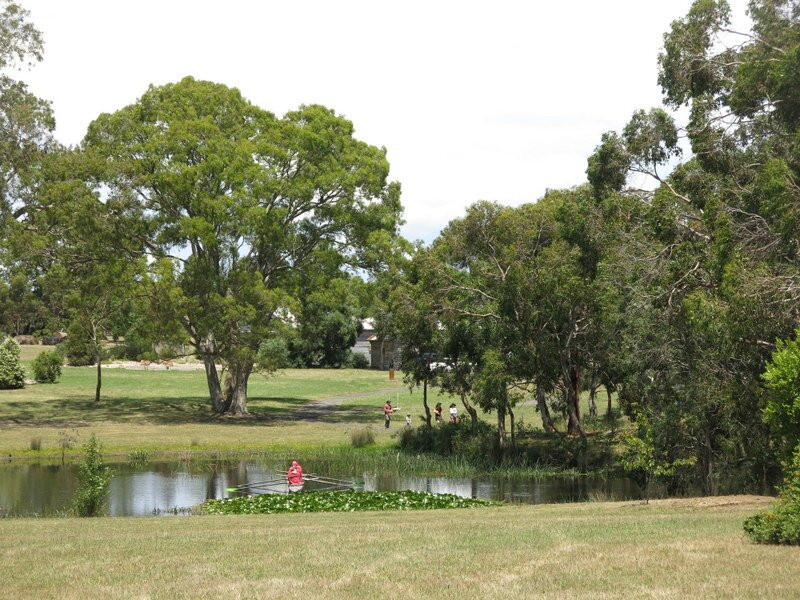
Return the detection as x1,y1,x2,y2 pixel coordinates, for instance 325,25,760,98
31,349,63,383
72,434,112,517
0,337,26,389
346,352,369,369
29,437,42,451
63,329,95,366
744,445,800,545
351,428,375,448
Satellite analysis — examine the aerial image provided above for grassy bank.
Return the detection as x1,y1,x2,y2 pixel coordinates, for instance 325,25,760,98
2,496,796,599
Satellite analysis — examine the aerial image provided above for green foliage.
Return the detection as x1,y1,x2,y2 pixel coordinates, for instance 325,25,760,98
82,76,403,412
763,328,800,460
586,131,629,197
0,1,43,69
345,352,369,369
0,271,50,337
744,445,800,545
291,276,367,368
30,348,62,383
201,490,498,515
620,413,697,501
399,420,612,470
658,0,732,107
62,322,95,366
127,449,150,466
256,335,292,371
622,108,681,171
350,427,375,448
72,434,112,517
0,336,25,388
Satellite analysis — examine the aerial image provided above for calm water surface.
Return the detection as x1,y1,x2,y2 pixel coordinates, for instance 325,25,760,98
0,459,639,516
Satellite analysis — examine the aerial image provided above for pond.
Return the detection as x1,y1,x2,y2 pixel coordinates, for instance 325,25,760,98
0,458,640,516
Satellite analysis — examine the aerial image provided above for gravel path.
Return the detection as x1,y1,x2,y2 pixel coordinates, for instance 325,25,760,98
292,387,401,420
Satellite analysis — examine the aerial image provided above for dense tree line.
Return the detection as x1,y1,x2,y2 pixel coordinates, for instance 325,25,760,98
2,0,799,495
387,0,800,493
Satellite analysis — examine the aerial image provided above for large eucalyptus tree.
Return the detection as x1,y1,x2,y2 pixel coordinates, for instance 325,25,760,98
84,77,403,414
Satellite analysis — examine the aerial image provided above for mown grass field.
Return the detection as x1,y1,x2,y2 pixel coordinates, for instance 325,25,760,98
2,350,620,459
1,361,404,457
1,496,796,599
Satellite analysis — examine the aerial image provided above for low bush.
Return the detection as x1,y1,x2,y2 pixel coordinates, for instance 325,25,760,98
0,337,26,389
346,352,369,369
744,446,800,545
72,434,113,517
29,437,41,451
350,428,375,448
31,349,63,383
202,490,499,515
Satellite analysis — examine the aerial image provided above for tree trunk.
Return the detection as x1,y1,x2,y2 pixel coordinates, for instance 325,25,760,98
497,405,506,448
701,429,716,495
202,354,226,412
460,393,479,426
223,362,252,415
94,351,102,403
509,407,516,450
422,379,432,427
536,386,557,433
565,367,585,437
588,387,598,418
92,323,102,402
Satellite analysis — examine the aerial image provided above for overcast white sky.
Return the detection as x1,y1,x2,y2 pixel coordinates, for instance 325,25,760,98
21,0,749,242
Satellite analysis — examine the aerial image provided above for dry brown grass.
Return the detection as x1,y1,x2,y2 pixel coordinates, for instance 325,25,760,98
1,496,796,599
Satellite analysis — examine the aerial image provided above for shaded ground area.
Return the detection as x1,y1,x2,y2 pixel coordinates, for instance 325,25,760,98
290,387,400,422
0,367,402,426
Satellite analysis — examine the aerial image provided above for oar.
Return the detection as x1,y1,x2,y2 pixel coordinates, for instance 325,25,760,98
225,477,286,493
303,473,356,484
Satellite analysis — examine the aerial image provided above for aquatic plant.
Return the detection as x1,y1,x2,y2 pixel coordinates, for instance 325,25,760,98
72,434,113,517
201,490,499,515
127,449,150,466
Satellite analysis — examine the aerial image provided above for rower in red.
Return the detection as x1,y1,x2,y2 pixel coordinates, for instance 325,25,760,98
287,460,305,492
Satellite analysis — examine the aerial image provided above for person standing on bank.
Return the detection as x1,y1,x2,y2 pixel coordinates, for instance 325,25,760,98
449,403,458,424
434,402,443,423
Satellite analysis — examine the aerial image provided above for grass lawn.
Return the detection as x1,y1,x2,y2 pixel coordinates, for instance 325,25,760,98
1,496,796,599
1,350,622,459
1,364,403,457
